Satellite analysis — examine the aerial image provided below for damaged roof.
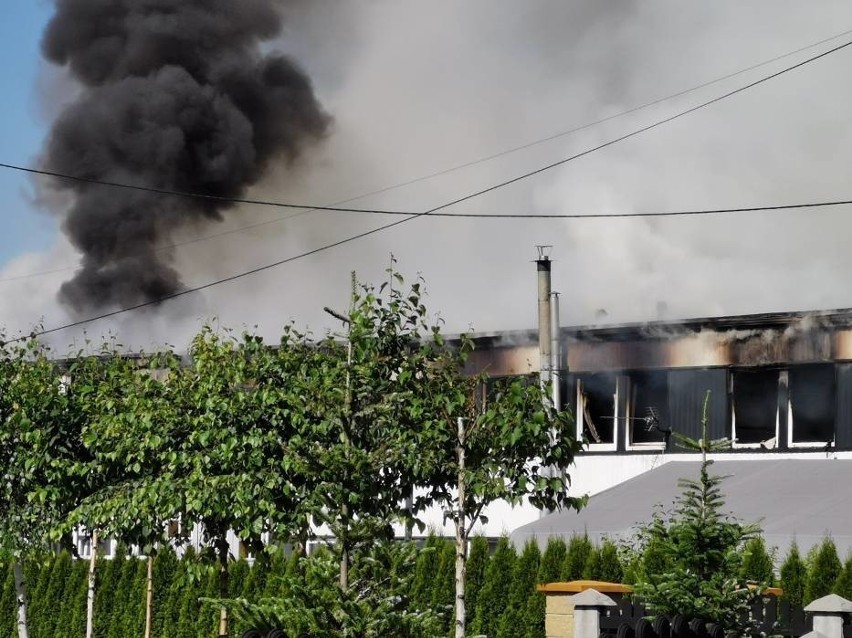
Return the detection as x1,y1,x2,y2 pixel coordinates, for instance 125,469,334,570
511,458,852,560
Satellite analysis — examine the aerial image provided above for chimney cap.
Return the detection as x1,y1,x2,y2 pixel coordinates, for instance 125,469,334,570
536,245,553,261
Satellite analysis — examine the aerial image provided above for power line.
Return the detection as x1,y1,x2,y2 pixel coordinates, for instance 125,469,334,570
11,36,852,341
5,195,852,286
3,27,852,229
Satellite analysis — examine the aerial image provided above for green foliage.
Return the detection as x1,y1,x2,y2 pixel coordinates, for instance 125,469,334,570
740,537,775,586
465,536,490,632
431,540,456,632
779,542,806,608
497,540,540,638
526,538,567,638
805,538,842,604
596,539,624,583
471,537,516,638
834,555,852,599
410,534,442,610
629,394,766,634
212,542,443,638
582,545,601,580
561,535,594,580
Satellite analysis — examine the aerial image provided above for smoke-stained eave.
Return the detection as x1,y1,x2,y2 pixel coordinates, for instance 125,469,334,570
458,307,852,376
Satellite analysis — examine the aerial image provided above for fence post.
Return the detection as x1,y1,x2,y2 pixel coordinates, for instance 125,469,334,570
803,593,852,638
572,589,617,638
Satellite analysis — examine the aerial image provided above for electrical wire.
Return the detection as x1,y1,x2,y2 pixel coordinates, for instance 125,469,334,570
4,27,852,234
8,36,852,341
5,195,852,285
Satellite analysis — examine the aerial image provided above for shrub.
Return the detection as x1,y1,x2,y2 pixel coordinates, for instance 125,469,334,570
779,542,806,607
805,538,842,604
497,539,540,638
471,537,516,638
561,535,593,581
834,555,852,599
740,537,775,585
465,536,490,631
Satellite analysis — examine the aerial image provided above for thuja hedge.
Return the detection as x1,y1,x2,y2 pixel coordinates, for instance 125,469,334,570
1,534,842,638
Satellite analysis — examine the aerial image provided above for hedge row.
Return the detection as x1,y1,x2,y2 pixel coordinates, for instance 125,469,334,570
8,533,841,638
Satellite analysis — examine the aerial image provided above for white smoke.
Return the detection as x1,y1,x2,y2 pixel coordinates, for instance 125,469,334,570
4,0,852,352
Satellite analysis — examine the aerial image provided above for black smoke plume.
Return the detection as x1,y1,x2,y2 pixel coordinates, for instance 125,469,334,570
41,0,330,313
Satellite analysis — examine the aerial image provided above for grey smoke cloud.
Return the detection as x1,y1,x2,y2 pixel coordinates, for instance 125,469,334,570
9,1,852,350
40,0,330,314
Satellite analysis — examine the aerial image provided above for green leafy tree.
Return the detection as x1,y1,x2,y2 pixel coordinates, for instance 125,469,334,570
629,394,766,634
413,338,584,638
779,543,806,607
561,535,594,580
471,537,516,638
805,538,842,604
740,537,775,585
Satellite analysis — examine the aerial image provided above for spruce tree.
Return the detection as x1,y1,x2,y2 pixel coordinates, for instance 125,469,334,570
561,535,593,581
779,542,806,608
805,538,842,604
631,395,765,634
470,537,517,638
464,536,490,633
497,540,540,638
834,556,852,599
740,537,775,585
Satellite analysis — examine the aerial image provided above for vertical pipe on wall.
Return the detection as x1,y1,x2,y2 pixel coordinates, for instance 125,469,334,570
537,246,553,394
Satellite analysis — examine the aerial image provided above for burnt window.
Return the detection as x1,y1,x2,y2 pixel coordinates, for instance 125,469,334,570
789,364,835,444
578,373,616,444
732,369,778,444
630,371,668,445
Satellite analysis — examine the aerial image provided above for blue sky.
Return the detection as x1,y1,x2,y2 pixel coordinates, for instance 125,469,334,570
0,1,57,266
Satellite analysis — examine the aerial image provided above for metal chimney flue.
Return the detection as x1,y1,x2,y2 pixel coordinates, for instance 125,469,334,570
536,246,553,395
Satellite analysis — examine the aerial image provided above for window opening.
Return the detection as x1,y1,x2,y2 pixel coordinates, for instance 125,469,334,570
577,373,616,445
732,369,778,445
629,371,668,445
789,364,835,444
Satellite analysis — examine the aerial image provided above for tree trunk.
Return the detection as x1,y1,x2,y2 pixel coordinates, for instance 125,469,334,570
217,536,230,638
143,554,154,638
454,416,468,638
85,532,97,638
13,560,29,638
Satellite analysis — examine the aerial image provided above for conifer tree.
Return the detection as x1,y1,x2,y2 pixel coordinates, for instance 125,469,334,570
582,545,601,580
525,538,567,638
95,548,120,638
779,542,806,608
67,558,89,638
431,540,456,631
152,546,179,638
631,394,765,633
464,536,490,633
597,539,624,583
805,538,842,604
833,556,852,599
561,535,593,581
740,537,775,585
1,563,15,638
410,534,442,611
470,537,517,638
497,540,540,638
40,551,72,638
